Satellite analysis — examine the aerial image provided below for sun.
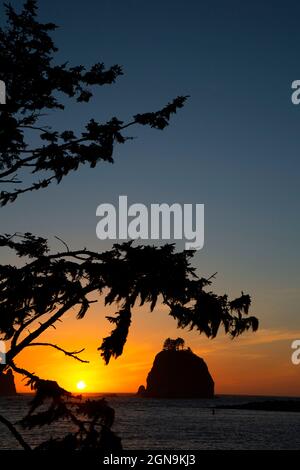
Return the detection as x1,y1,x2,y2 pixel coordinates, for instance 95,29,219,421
76,380,86,391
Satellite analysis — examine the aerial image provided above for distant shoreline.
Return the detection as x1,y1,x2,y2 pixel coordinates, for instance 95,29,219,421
5,392,300,399
217,400,300,413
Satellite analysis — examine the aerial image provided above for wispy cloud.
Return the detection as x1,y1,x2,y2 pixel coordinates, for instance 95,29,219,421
190,328,300,356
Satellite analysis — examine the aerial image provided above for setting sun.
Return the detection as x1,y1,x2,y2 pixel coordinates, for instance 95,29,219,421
76,380,86,391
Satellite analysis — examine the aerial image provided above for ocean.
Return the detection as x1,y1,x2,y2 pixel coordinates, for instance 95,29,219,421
0,394,300,450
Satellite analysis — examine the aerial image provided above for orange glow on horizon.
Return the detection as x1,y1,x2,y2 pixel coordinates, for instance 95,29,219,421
9,302,300,397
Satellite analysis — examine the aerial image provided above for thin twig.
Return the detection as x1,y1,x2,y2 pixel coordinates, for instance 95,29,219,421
207,272,218,281
27,343,89,363
0,178,21,184
54,236,70,252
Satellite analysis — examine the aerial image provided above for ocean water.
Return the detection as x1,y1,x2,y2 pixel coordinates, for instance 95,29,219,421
0,394,300,450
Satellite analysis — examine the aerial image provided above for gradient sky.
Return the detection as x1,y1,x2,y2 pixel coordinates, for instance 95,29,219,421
1,0,300,395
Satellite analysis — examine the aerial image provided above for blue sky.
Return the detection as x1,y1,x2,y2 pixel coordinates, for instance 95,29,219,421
1,0,300,335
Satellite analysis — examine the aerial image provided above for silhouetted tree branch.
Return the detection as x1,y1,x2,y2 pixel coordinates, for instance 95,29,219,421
0,0,190,450
1,233,258,371
6,360,121,451
0,0,188,205
27,343,89,363
0,235,258,448
0,0,258,452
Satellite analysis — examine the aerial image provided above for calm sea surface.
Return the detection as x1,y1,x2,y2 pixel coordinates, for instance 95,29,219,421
0,394,300,450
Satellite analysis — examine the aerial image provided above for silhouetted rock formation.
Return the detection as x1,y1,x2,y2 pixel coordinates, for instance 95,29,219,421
0,369,17,396
138,347,214,399
136,385,146,396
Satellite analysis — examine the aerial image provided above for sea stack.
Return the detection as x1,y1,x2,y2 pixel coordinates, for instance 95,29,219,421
0,369,17,396
138,338,214,399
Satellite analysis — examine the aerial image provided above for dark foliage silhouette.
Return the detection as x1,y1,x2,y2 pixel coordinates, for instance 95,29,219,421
0,1,259,450
0,234,258,363
163,338,185,351
0,234,258,448
0,0,187,205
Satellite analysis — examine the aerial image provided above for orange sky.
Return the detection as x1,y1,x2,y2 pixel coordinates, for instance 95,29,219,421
1,0,300,402
8,299,300,397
